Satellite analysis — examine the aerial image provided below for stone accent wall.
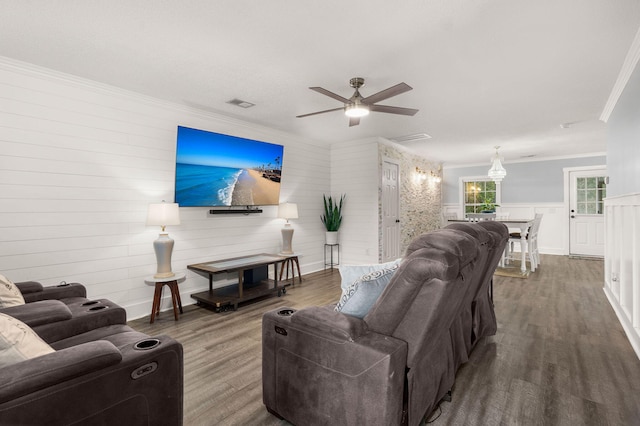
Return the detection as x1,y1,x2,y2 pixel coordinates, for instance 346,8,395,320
379,141,442,258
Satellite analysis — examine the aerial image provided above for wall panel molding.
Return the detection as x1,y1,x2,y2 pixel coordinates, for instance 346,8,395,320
604,192,640,360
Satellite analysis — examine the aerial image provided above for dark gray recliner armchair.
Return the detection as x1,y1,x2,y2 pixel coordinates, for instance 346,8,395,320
0,324,184,425
0,279,184,425
15,280,87,303
263,223,507,425
1,280,126,344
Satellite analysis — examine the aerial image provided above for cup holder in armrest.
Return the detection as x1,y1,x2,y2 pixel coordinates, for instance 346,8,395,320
88,305,107,311
133,338,161,351
82,301,100,306
277,309,296,316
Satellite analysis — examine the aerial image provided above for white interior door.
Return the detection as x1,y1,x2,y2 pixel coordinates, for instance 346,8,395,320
569,169,606,257
382,160,400,262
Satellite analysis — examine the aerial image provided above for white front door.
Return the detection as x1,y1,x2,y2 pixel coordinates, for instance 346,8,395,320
382,160,400,262
569,169,606,257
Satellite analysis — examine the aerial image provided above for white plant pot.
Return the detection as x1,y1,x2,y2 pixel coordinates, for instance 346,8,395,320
325,231,339,245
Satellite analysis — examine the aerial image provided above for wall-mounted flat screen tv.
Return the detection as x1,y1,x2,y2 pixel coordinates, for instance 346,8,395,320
174,126,284,207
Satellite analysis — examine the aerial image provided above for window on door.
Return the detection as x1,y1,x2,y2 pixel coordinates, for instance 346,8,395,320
576,176,607,214
464,179,498,214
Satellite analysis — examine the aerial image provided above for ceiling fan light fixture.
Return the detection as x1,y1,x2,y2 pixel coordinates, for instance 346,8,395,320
345,103,370,118
298,78,416,126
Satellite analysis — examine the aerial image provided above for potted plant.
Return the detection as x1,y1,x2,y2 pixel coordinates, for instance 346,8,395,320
321,194,345,244
479,202,499,213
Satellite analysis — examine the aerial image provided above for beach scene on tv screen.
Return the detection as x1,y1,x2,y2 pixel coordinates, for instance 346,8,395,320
175,126,283,207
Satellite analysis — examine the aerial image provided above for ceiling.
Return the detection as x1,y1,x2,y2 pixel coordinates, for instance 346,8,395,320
1,0,639,166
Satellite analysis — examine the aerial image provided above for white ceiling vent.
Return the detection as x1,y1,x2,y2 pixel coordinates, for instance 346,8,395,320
389,133,432,144
227,98,256,108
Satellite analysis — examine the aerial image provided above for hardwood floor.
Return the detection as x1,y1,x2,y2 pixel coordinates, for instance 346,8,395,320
128,269,343,426
128,255,640,426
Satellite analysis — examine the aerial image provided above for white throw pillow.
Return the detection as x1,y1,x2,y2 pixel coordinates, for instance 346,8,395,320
0,274,26,308
338,258,402,291
335,259,402,318
0,313,54,368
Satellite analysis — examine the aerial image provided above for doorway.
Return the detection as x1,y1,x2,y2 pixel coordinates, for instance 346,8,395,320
382,159,400,262
565,166,607,257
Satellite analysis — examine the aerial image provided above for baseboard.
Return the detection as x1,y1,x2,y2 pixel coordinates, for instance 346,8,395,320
568,254,604,260
125,293,197,322
603,286,640,361
124,260,330,322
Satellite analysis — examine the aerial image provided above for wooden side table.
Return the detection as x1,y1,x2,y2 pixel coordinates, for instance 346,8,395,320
145,272,186,324
279,255,302,286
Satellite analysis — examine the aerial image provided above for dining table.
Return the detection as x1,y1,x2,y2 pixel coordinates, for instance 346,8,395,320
448,218,535,274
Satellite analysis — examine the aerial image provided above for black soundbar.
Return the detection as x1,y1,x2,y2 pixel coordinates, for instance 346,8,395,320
209,208,263,215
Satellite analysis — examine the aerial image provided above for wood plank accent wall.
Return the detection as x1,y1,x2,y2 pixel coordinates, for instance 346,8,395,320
330,139,380,265
604,192,640,359
0,58,330,320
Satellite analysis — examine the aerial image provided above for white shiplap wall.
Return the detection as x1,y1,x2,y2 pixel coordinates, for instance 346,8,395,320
330,138,380,265
0,57,330,320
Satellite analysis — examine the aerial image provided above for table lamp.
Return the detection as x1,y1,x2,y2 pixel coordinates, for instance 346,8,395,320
146,201,181,278
277,202,298,255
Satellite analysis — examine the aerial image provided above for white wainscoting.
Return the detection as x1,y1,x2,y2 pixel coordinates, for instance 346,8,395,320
443,203,566,255
604,193,640,359
0,57,331,320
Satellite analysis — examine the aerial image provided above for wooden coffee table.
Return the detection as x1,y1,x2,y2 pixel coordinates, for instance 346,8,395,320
188,253,287,312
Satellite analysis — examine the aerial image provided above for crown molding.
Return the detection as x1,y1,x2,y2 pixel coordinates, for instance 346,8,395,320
600,26,640,122
443,151,607,170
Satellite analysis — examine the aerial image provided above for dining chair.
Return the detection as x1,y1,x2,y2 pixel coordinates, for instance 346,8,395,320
441,212,458,227
507,213,543,272
496,212,510,265
467,213,496,222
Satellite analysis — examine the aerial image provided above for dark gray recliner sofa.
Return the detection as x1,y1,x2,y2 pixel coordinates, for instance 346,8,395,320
0,324,184,425
262,222,508,425
14,280,87,303
1,280,127,344
0,280,184,425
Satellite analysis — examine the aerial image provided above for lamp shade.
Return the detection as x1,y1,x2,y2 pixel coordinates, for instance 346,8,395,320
146,202,181,230
277,203,298,220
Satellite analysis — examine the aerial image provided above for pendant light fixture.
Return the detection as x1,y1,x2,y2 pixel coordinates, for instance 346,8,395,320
488,146,507,182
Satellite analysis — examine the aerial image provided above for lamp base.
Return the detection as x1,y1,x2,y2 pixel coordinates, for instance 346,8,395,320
281,225,294,255
153,233,175,278
153,271,176,279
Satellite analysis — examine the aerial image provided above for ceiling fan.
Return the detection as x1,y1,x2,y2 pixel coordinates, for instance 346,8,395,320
297,77,419,127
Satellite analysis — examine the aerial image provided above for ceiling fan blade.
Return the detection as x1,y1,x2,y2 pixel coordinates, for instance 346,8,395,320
361,82,413,105
349,117,360,127
296,107,344,118
309,87,351,103
369,104,419,116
